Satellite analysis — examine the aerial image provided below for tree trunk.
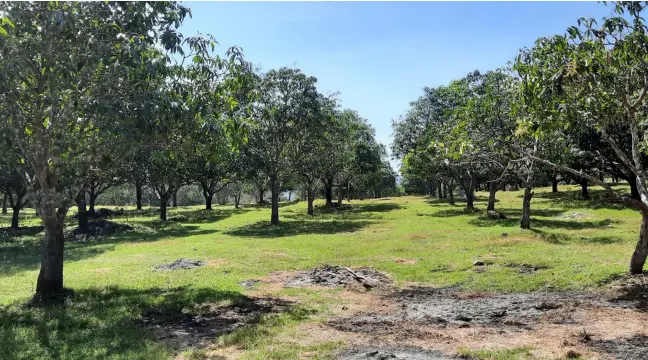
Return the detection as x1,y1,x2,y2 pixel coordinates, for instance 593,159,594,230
160,197,168,221
448,185,454,205
2,193,7,214
520,186,533,229
430,181,436,197
551,175,558,193
270,178,279,225
204,191,213,210
325,183,333,205
581,179,590,200
629,176,641,200
88,194,96,214
465,188,474,210
135,181,143,210
35,213,66,302
172,190,178,207
11,206,20,229
307,191,314,216
337,184,343,205
437,182,443,199
76,193,89,233
487,181,498,211
258,188,264,204
630,213,648,274
234,193,240,209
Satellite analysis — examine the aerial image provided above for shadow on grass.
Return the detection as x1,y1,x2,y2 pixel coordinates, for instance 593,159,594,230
529,229,624,245
534,187,633,211
284,202,402,221
0,286,291,359
0,221,220,277
468,216,619,230
225,220,372,238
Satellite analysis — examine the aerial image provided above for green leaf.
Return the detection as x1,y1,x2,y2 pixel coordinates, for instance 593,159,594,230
0,27,7,36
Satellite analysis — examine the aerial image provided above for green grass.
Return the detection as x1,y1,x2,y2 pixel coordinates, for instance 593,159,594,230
0,184,641,359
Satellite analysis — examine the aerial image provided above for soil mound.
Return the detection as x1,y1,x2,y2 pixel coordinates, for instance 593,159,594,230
70,220,132,238
156,259,205,271
338,345,451,360
287,265,392,290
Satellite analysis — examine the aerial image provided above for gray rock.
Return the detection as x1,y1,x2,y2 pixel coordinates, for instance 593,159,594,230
473,260,485,266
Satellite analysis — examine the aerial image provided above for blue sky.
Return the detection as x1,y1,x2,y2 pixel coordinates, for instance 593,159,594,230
182,1,613,171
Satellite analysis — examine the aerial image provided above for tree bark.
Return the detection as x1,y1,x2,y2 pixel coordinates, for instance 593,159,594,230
160,197,168,221
581,179,590,200
11,206,20,229
234,193,240,209
204,191,213,210
551,175,558,193
135,181,143,210
520,186,533,229
337,184,343,205
76,193,89,233
629,176,641,200
172,190,178,207
270,178,279,225
35,210,67,302
448,185,454,205
487,181,498,211
88,193,97,214
307,191,314,216
258,188,264,204
630,213,648,274
438,182,443,199
2,193,7,214
325,183,333,205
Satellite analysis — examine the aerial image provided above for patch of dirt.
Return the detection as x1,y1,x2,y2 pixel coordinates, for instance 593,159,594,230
394,258,418,265
338,345,452,359
238,279,260,288
505,263,550,275
69,219,133,238
142,296,293,351
90,268,112,273
591,334,648,360
155,259,206,271
556,212,591,219
286,265,393,291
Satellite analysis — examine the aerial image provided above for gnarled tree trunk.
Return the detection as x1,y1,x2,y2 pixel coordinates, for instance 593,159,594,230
551,174,558,193
520,186,533,229
307,189,314,216
11,205,20,229
630,212,648,274
448,184,454,205
172,190,178,207
437,182,443,199
2,193,7,214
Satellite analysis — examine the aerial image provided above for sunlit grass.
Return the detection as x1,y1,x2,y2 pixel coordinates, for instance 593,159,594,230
0,184,641,358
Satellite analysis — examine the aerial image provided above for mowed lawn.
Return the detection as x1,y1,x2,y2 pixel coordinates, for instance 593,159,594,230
0,184,641,359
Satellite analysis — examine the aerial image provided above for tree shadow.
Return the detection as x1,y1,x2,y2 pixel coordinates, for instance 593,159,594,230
534,188,633,211
468,216,619,230
0,221,220,277
0,286,295,359
421,208,482,218
284,202,402,221
225,220,372,238
529,229,624,245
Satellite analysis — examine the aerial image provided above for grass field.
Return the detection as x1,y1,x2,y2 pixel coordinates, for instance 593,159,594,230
0,184,642,359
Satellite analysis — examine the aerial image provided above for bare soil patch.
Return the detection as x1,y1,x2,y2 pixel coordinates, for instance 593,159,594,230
338,345,452,359
286,265,393,291
141,296,293,351
325,282,648,359
155,259,205,271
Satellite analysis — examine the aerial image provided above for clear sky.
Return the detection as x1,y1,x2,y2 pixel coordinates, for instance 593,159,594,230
181,1,614,171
